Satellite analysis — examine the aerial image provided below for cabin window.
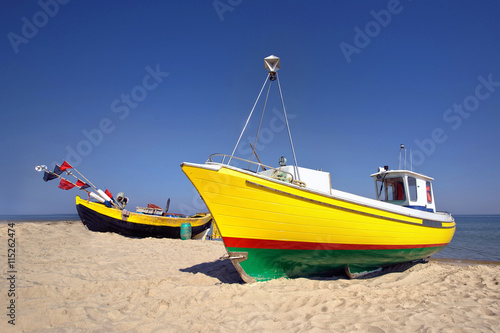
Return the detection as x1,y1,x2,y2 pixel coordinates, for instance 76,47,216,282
426,181,432,203
408,177,417,202
377,177,406,202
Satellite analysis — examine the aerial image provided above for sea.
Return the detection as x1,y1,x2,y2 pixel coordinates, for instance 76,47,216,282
1,214,499,262
432,215,500,262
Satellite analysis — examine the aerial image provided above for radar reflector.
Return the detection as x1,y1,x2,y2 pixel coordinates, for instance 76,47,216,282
264,55,280,81
264,55,280,72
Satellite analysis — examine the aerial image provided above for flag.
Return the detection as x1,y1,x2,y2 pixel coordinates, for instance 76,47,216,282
60,161,73,171
43,165,62,182
76,179,90,189
58,178,75,190
105,189,113,198
43,171,57,182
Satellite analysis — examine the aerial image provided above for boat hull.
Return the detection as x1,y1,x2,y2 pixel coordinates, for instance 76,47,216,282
226,240,444,281
75,196,212,238
181,163,456,282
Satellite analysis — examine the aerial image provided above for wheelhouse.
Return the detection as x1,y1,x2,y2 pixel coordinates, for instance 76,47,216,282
370,167,436,212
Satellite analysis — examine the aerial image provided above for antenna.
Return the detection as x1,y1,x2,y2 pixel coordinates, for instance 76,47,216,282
410,149,413,171
405,146,407,170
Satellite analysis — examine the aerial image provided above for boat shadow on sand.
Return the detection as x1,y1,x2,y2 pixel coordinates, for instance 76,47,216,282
180,259,425,284
180,259,246,284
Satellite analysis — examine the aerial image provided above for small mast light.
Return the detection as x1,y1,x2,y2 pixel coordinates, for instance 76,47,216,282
399,144,407,170
264,55,280,81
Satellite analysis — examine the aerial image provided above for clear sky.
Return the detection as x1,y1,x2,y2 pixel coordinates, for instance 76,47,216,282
1,0,499,216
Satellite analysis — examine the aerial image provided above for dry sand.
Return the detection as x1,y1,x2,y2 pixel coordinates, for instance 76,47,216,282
1,221,499,332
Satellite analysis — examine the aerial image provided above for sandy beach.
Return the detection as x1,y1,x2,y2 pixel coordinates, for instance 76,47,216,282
1,221,499,332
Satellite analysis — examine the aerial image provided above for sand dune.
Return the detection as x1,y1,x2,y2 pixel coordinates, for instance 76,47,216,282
1,221,499,332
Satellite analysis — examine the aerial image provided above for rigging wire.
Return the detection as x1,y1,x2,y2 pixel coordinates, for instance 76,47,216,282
229,74,270,164
276,73,300,181
229,70,300,181
249,78,272,170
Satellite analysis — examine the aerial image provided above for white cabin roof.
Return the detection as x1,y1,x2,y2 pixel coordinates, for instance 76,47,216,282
370,169,434,181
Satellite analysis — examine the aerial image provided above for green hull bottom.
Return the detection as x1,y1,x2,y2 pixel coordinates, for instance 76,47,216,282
228,246,445,282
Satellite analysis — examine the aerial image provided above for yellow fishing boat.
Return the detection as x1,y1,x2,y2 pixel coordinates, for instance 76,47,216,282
36,162,213,239
76,196,213,239
182,55,455,282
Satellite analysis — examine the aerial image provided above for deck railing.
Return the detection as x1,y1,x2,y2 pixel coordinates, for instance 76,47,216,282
207,153,295,182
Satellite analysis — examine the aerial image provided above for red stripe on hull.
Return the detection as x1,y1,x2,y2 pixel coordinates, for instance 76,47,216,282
224,237,448,251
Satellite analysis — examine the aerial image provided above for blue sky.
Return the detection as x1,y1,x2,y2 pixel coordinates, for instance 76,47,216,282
1,0,499,215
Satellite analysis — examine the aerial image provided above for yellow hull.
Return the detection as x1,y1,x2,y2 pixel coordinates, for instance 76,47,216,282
182,163,455,245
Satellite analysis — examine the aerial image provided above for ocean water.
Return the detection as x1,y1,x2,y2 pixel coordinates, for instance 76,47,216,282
1,214,498,262
432,215,500,262
0,214,80,222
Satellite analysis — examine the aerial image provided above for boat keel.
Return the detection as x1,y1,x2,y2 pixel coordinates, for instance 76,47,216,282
227,252,256,283
345,265,383,279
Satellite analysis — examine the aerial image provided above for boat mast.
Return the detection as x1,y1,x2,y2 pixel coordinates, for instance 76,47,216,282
229,55,300,181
